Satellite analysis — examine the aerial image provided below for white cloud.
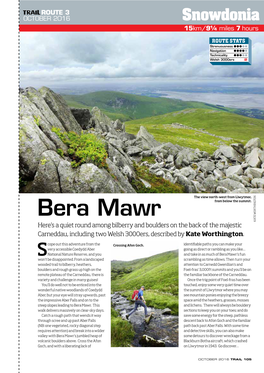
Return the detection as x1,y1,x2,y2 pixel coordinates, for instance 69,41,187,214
20,32,264,85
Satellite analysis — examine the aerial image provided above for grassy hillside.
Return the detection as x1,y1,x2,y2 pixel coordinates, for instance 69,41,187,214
111,307,135,347
125,108,264,153
63,91,224,121
111,250,178,314
63,90,264,154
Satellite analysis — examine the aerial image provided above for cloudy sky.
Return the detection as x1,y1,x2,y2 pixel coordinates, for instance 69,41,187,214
20,32,264,87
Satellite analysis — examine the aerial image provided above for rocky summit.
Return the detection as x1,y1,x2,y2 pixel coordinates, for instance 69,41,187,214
20,87,264,194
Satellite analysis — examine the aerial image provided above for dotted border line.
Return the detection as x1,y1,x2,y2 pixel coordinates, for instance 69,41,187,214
18,194,21,372
18,0,21,371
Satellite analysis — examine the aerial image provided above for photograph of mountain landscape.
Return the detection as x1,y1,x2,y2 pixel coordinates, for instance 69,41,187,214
111,249,179,347
19,32,264,193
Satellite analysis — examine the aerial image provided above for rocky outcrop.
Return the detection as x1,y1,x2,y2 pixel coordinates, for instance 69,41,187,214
19,87,136,193
71,108,92,130
140,137,264,193
19,87,264,194
161,308,172,315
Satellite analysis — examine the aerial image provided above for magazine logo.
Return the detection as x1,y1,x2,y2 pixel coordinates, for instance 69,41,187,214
182,8,260,21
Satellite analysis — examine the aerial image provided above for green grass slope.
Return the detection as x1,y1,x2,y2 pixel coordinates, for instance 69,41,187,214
125,108,264,153
111,307,135,347
63,91,223,121
111,250,179,314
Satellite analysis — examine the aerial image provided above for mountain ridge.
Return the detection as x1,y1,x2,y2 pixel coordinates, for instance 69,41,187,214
62,90,228,121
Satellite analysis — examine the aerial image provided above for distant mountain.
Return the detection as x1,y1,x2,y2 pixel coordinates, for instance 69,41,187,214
62,91,225,121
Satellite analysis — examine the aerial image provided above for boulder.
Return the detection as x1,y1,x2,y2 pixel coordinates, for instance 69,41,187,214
251,178,264,189
107,143,136,180
19,90,72,179
126,146,142,156
192,180,206,192
58,160,80,193
213,169,225,179
20,89,70,152
155,170,165,178
141,150,153,158
153,142,180,157
166,154,174,163
231,175,251,188
119,132,137,142
218,178,245,191
216,186,230,193
245,148,263,168
225,165,243,177
74,163,126,193
215,159,229,170
249,188,264,193
241,162,249,169
231,188,248,193
231,143,245,155
139,178,151,188
108,137,125,150
149,163,162,172
259,150,264,164
139,335,165,347
106,159,136,193
113,119,125,132
216,145,243,162
197,160,215,173
164,172,174,183
39,86,82,134
175,148,198,168
175,175,197,193
90,107,112,133
240,175,252,184
26,151,131,193
175,153,185,168
202,176,218,193
244,137,261,153
161,308,172,315
179,166,197,180
186,151,201,163
245,167,264,179
19,113,56,179
136,126,160,150
28,150,62,193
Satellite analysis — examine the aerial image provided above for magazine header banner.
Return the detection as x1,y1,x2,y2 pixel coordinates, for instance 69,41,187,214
20,1,264,25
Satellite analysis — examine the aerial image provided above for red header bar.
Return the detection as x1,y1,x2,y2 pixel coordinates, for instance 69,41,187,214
19,24,264,32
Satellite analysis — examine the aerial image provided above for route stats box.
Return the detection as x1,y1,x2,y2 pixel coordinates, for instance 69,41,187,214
209,37,252,65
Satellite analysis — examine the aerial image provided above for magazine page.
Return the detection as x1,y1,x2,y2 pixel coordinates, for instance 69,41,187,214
17,0,264,372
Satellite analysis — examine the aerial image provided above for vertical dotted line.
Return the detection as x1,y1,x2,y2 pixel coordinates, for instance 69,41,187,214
18,195,21,372
18,0,21,371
